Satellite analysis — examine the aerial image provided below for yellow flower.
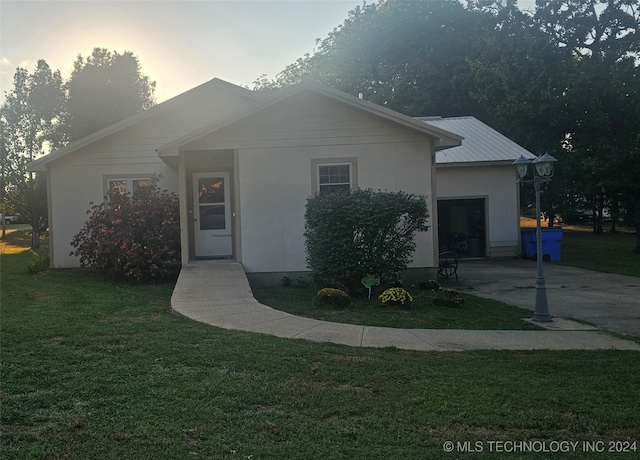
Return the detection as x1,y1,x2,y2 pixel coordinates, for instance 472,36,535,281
378,287,413,305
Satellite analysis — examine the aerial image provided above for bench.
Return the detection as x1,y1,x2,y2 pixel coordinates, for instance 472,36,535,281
438,252,459,282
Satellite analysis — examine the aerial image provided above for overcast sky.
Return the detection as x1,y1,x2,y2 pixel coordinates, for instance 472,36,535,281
1,0,362,102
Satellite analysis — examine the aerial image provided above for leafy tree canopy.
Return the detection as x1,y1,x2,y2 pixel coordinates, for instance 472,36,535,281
1,49,156,248
534,0,640,61
1,60,65,248
66,48,156,141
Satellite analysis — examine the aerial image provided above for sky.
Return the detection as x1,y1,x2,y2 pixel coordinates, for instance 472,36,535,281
0,0,362,102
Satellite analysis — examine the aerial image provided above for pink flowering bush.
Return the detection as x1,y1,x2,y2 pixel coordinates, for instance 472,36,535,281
70,182,181,283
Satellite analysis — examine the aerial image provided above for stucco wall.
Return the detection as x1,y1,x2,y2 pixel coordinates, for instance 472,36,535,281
436,164,520,257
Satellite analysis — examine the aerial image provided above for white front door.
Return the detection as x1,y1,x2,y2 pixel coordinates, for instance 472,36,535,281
193,172,232,257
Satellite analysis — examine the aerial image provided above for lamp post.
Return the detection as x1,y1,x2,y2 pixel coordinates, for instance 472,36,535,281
513,153,558,323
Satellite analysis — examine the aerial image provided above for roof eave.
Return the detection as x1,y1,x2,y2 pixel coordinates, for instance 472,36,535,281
436,159,525,168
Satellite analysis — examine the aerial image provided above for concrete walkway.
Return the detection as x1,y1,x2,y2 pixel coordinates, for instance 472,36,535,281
171,260,640,351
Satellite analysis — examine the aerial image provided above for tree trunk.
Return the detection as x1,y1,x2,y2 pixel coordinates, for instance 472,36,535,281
634,200,640,254
30,205,40,250
610,197,619,233
31,227,40,250
596,194,604,233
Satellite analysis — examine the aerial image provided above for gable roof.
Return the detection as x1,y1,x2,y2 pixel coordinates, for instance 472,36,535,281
156,79,463,158
28,78,260,172
417,116,536,165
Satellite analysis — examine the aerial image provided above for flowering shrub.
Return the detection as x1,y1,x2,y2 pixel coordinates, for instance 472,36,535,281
70,181,180,283
379,287,413,306
313,287,351,308
433,289,465,306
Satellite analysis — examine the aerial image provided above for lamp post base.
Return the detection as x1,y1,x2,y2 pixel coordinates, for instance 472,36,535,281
532,279,553,322
532,314,553,323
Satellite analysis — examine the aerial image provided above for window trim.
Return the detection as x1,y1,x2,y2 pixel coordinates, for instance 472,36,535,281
311,157,358,196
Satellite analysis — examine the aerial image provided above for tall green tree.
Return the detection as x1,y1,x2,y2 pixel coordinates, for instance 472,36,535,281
257,0,494,117
534,0,640,60
66,48,156,141
466,1,576,227
1,60,66,249
535,0,640,246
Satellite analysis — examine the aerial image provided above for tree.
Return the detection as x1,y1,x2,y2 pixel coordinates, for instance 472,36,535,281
66,48,156,141
1,60,66,249
534,0,640,61
257,0,494,117
535,0,640,245
465,1,576,227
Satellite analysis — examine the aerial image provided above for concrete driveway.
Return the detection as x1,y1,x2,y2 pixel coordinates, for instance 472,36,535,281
447,259,640,335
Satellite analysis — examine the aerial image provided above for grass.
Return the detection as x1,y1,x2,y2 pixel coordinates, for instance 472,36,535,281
559,230,640,277
520,217,639,277
252,284,542,330
2,230,640,459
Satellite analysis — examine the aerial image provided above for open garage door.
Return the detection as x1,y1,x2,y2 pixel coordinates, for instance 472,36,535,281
437,198,487,258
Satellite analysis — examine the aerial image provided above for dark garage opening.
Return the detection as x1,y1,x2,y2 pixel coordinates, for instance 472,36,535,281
437,198,486,258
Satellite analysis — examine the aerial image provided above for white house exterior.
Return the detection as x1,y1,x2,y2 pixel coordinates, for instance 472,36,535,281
420,116,536,258
29,79,464,277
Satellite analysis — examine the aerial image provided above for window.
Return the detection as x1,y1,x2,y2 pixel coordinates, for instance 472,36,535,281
317,163,353,194
106,177,152,199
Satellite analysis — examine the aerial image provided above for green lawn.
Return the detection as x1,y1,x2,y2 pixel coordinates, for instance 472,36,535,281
559,230,640,277
1,231,639,459
252,285,541,330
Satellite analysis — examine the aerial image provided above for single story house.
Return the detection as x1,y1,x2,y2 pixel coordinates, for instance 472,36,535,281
29,78,535,280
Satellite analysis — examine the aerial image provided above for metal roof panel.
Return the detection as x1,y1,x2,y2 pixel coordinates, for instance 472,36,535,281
418,116,537,164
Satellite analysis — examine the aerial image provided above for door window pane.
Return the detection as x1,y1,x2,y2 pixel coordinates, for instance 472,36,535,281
198,178,225,204
200,205,225,230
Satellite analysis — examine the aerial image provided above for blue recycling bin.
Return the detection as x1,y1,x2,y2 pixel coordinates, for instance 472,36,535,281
521,228,563,261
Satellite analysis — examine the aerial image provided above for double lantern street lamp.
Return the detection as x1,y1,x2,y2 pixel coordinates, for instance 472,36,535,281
513,153,558,323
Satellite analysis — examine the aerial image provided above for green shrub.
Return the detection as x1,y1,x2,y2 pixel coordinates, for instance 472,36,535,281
378,287,413,306
304,189,429,293
419,280,441,291
26,250,49,274
70,180,180,283
433,289,465,306
313,288,351,308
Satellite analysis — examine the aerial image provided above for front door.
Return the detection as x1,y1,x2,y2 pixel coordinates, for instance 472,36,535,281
193,172,232,257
